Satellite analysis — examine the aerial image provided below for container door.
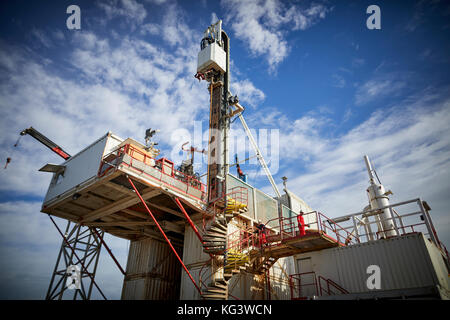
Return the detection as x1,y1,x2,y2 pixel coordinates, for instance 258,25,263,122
296,258,316,298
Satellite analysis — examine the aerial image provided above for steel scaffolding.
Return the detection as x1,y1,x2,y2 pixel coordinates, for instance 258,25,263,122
45,219,105,300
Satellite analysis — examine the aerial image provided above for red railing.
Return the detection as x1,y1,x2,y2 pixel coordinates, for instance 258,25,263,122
208,186,249,223
318,275,349,296
289,272,319,299
264,211,360,247
225,211,360,257
98,144,207,201
227,227,258,253
197,258,240,300
289,272,348,299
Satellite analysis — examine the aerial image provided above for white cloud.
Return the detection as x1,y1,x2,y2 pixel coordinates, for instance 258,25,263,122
332,74,346,88
260,88,450,248
211,12,219,24
352,58,365,68
140,23,160,35
0,201,128,299
31,28,53,48
355,75,406,105
230,79,265,108
222,0,330,70
52,30,65,41
98,0,147,27
0,26,209,197
150,3,197,48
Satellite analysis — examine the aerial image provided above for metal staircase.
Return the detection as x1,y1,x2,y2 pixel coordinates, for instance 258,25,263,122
200,189,249,300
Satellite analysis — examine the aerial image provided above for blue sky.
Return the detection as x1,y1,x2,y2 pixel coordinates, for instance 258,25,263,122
0,0,449,299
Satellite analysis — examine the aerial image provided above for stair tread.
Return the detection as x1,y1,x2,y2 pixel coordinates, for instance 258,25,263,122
205,287,227,293
208,282,227,289
207,227,227,234
211,224,227,230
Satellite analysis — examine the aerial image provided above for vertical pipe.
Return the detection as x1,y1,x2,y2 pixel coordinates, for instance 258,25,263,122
418,199,438,246
364,155,375,183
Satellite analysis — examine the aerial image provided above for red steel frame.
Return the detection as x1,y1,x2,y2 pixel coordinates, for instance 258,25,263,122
91,228,126,276
173,197,203,244
127,177,202,296
48,215,107,300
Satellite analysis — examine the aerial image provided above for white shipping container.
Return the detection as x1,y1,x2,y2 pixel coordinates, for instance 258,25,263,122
292,233,450,299
42,132,123,207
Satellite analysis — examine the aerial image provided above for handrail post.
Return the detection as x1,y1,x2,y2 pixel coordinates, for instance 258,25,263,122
418,199,439,246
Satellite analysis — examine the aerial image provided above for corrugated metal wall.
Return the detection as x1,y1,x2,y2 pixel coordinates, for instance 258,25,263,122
182,224,210,267
293,233,449,295
121,237,182,300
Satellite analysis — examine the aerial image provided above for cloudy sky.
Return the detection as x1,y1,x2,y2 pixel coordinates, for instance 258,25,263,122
0,0,449,299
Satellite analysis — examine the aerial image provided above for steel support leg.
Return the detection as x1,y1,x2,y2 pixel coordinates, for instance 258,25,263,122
46,218,106,300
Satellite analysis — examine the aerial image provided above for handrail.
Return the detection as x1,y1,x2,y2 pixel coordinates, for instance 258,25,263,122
289,272,348,299
289,272,319,299
317,275,348,296
98,144,207,201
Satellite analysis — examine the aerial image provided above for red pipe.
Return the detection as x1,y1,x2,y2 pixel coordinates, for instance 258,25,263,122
91,228,126,276
48,215,107,300
173,197,203,243
127,177,202,295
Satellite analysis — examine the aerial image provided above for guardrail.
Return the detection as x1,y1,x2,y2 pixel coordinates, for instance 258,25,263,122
289,272,348,299
98,143,207,201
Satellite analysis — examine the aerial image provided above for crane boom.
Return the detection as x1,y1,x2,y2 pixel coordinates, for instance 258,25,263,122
18,127,71,160
238,114,281,198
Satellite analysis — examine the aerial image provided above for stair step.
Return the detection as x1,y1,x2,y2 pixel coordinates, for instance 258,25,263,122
212,278,228,285
215,216,227,224
211,222,227,230
203,236,226,242
208,226,228,234
208,282,227,289
203,238,226,242
202,294,227,299
205,287,227,294
204,249,225,254
203,246,226,251
203,243,226,248
203,234,226,240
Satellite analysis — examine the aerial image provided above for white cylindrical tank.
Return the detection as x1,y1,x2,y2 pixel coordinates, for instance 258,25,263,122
366,183,397,237
364,155,398,238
